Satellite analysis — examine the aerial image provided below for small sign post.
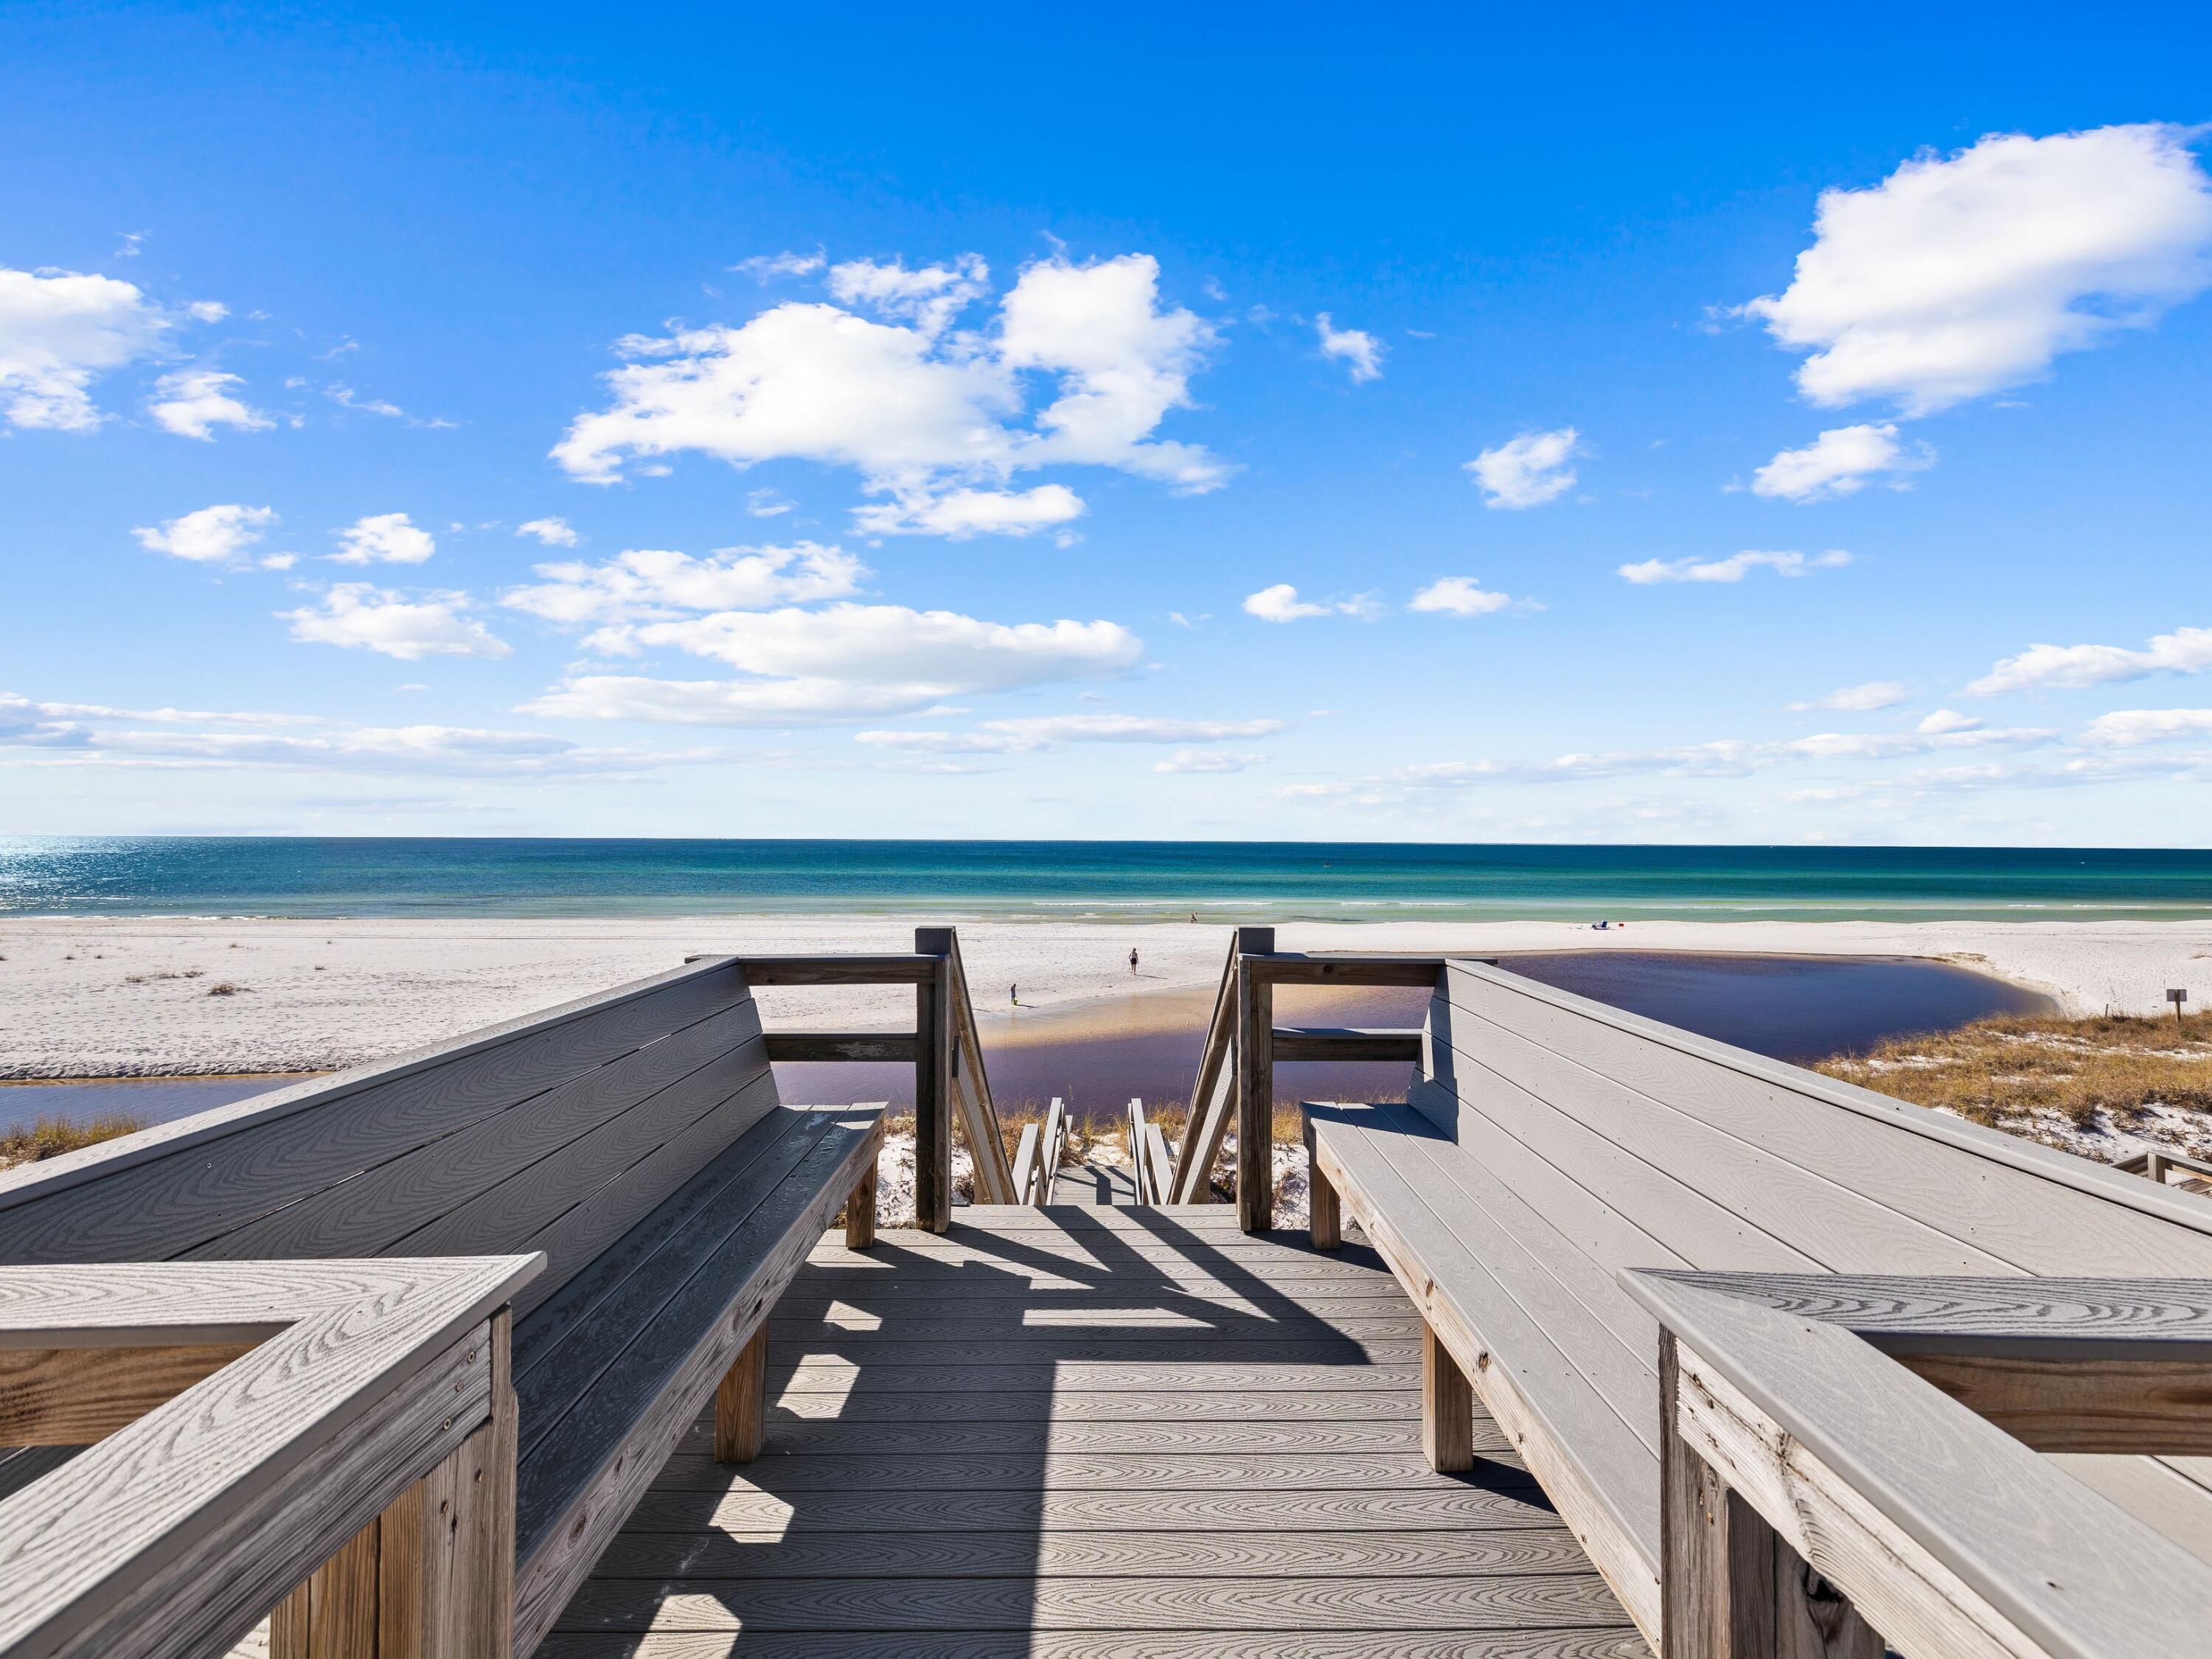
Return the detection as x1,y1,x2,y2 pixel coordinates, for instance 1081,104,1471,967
2168,988,2189,1028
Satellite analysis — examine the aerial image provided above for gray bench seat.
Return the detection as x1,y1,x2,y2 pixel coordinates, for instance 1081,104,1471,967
0,956,883,1657
1304,957,2212,1652
1305,1099,1662,1635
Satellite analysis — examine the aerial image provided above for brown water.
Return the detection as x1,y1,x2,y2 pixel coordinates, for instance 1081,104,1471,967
773,950,2052,1123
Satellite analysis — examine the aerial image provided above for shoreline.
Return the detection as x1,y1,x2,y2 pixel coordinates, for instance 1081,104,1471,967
1,913,2206,1080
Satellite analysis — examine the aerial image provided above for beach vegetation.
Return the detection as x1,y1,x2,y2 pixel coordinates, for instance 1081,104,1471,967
0,1113,146,1169
1815,1013,2212,1144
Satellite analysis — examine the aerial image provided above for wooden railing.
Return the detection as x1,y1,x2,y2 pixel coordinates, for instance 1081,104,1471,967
2118,1147,2212,1193
0,1254,540,1659
1626,1269,2212,1659
1012,1096,1069,1203
1126,1098,1176,1203
1169,928,1453,1225
734,925,1017,1228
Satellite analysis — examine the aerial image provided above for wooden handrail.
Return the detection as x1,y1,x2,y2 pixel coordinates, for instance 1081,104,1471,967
1269,1026,1424,1062
730,954,938,984
763,1032,918,1062
0,1255,539,1659
1175,942,1465,1223
1170,927,1272,1203
927,928,1018,1206
2118,1147,2212,1188
1032,1097,1068,1205
1626,1270,2212,1659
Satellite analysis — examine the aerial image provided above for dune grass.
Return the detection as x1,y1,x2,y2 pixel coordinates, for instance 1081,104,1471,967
0,1112,147,1169
1813,1013,2212,1130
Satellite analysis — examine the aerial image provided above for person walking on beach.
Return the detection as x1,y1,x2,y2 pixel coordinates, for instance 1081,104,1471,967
1010,982,1018,1006
1129,947,1139,975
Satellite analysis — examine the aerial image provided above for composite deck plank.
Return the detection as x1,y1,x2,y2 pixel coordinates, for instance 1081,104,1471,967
198,1002,770,1262
756,1388,1423,1422
769,1360,1427,1394
582,1526,1596,1579
0,963,748,1266
554,1572,1630,1631
547,1207,1636,1657
1444,965,2212,1275
534,1632,1654,1659
616,1483,1565,1535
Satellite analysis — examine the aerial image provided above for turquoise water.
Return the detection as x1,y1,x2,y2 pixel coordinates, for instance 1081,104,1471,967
5,837,2212,922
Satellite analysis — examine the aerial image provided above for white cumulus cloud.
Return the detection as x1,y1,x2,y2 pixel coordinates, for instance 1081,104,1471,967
1966,625,2212,695
282,585,509,660
1314,313,1384,383
1918,709,1982,734
1242,584,1380,623
1750,423,1933,502
1467,428,1582,509
826,254,990,337
553,253,1225,536
852,483,1084,538
515,516,580,546
133,503,279,566
1741,124,2212,415
0,265,173,430
1409,576,1515,617
504,542,866,625
1619,550,1851,584
146,369,273,441
331,512,436,565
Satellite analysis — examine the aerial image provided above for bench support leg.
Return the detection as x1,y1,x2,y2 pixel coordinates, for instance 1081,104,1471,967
715,1322,771,1464
845,1159,878,1250
273,1311,516,1659
1421,1321,1475,1473
1660,1333,1879,1659
1307,1142,1341,1251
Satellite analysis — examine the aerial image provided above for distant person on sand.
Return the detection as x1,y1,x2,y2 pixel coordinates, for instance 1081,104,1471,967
1010,983,1018,1005
1129,947,1139,975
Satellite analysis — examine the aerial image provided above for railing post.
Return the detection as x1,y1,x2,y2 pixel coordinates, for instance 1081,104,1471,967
1659,1332,1879,1659
273,1310,518,1659
1235,950,1276,1232
914,930,954,1233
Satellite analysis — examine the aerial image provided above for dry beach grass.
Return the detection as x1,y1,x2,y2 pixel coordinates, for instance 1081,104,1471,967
1815,1012,2212,1163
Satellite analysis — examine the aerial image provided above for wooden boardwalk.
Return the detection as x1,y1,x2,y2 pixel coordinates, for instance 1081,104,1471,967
535,1205,1643,1658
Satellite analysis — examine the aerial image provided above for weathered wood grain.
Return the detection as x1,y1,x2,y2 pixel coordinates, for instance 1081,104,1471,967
0,1340,253,1445
844,1160,877,1250
713,1325,768,1464
1637,1271,2212,1659
0,1256,536,1659
1272,1026,1425,1061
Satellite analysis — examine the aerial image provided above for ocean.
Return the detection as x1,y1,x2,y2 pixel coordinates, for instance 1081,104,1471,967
6,837,2212,922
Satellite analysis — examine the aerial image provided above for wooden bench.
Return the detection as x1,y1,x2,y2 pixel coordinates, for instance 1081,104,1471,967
1304,958,2212,1651
0,954,883,1657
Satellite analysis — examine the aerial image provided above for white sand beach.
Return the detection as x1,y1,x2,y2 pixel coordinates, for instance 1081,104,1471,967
4,913,2211,1079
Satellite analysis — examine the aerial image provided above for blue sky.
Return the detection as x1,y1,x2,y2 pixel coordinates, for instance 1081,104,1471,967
4,2,2211,843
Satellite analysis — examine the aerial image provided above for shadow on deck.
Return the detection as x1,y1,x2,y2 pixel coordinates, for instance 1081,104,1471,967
537,1203,1642,1658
